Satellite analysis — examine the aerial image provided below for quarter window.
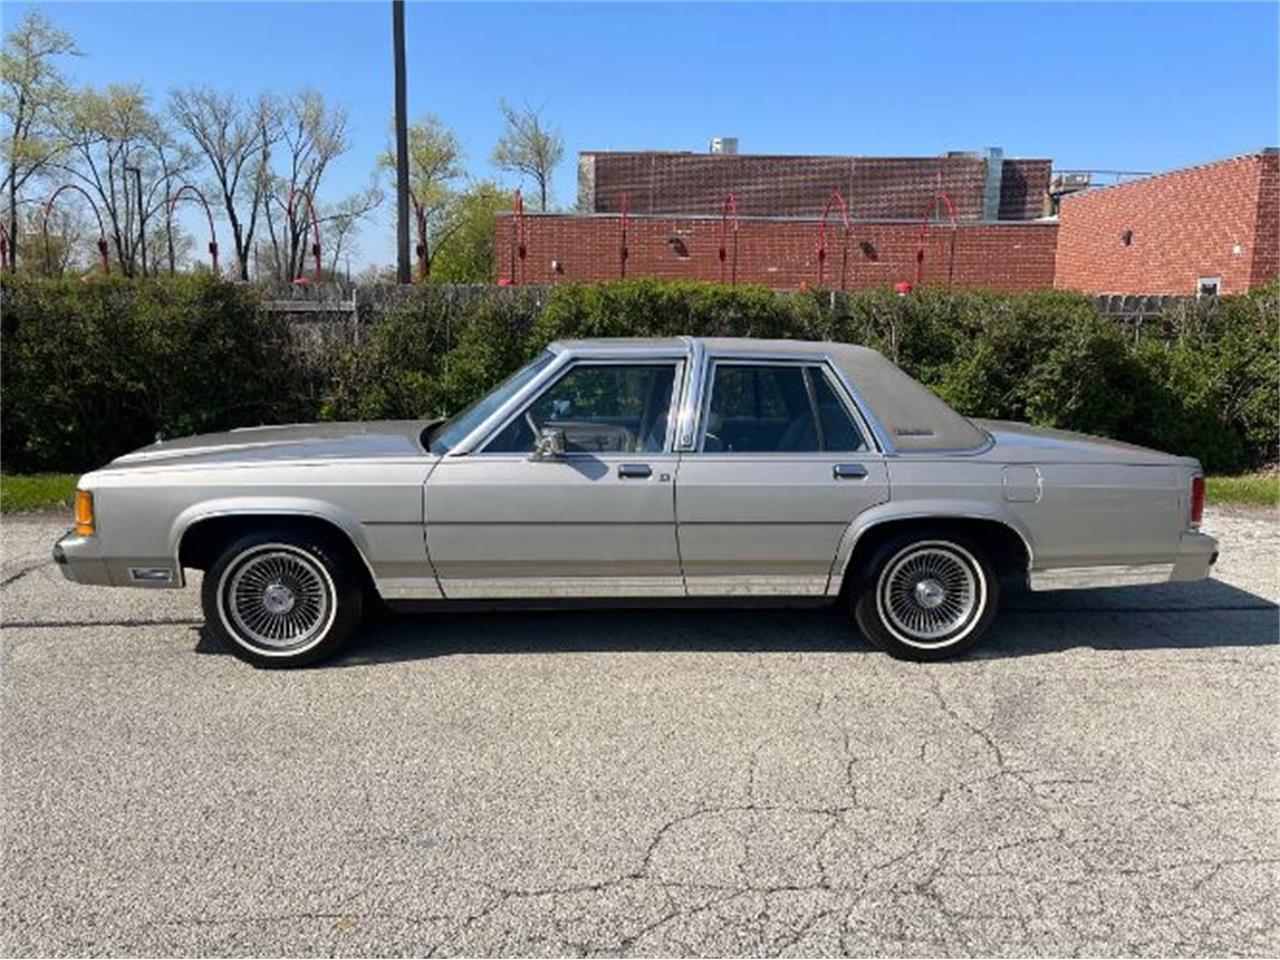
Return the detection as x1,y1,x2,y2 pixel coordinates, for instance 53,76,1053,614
701,363,867,453
486,363,678,454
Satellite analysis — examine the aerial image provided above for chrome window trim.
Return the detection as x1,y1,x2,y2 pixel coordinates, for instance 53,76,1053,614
468,356,687,456
691,354,884,456
449,349,575,456
675,337,706,451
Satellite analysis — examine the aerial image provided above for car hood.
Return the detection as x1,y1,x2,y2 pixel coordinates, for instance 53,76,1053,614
106,420,437,469
974,419,1196,466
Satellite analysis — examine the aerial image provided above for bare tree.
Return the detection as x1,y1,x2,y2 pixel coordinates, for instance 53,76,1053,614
169,87,280,279
262,89,351,280
323,182,385,276
1,10,79,270
491,98,563,212
21,202,88,276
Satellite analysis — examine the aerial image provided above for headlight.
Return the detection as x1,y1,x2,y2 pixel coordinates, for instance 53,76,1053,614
74,489,95,537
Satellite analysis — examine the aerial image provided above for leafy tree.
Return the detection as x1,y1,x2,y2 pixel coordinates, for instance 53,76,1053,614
491,98,563,212
0,10,79,271
53,83,196,276
378,114,464,278
431,181,512,284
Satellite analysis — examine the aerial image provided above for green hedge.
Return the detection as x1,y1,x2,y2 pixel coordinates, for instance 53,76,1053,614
0,275,319,472
2,275,1276,475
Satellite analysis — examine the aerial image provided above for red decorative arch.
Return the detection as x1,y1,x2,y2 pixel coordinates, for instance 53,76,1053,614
45,184,111,276
169,183,220,276
719,193,739,285
619,193,629,279
409,188,429,283
914,192,958,288
817,189,851,290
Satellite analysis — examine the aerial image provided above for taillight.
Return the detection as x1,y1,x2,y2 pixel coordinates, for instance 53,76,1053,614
74,489,95,537
1190,475,1205,527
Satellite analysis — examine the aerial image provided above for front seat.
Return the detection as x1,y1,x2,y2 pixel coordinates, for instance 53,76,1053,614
777,413,818,451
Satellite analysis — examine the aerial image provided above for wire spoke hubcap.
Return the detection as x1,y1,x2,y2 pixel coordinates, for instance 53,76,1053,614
224,547,333,651
880,544,980,645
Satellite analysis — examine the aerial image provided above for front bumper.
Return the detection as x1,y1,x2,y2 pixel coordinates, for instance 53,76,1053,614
1029,530,1219,591
52,530,114,586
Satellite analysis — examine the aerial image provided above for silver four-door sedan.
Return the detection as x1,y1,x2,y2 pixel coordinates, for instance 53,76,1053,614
55,337,1218,667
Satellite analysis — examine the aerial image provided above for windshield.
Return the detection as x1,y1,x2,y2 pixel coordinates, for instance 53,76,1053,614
427,351,556,454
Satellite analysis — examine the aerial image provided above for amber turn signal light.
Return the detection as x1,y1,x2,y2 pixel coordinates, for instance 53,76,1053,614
74,489,95,536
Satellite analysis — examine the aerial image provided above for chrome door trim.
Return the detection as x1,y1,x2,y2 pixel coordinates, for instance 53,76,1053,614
377,575,447,600
684,574,830,597
468,356,687,455
440,575,687,599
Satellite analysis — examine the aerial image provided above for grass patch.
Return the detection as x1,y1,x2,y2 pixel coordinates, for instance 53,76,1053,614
1206,471,1278,507
0,473,78,513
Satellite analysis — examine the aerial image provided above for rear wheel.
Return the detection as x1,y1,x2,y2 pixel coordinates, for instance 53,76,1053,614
201,529,363,668
853,533,998,660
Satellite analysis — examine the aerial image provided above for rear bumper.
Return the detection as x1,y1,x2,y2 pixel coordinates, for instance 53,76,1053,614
1029,531,1219,591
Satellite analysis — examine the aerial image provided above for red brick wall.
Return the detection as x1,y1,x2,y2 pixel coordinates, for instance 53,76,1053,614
581,152,1050,221
496,213,1059,292
1251,151,1279,288
1054,152,1278,295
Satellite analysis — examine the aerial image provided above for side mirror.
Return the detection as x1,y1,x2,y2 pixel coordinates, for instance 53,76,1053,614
531,426,567,460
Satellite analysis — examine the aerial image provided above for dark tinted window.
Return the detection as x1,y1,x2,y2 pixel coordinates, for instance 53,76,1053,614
702,363,866,453
487,363,677,454
810,368,867,452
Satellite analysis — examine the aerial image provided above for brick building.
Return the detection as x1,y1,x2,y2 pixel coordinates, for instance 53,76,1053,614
1054,150,1279,296
495,145,1279,295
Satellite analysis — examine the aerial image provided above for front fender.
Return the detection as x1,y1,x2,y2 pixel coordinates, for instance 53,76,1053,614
824,499,1037,596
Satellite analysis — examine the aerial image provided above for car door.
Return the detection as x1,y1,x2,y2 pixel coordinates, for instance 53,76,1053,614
424,358,685,598
676,357,890,596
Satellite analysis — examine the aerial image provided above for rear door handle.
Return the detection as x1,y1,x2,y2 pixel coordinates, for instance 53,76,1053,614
618,463,653,479
833,463,868,480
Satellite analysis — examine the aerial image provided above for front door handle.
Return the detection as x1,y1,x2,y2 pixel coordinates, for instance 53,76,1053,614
833,463,868,480
618,463,653,479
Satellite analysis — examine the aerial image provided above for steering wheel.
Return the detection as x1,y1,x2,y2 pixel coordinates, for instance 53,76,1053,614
524,411,540,438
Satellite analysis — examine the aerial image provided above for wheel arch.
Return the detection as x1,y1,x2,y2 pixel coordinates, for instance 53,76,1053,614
173,499,378,588
829,502,1034,597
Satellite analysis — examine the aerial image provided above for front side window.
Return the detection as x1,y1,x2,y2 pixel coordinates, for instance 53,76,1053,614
701,363,867,453
486,363,678,454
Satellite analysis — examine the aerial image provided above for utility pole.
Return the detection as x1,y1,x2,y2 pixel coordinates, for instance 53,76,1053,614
393,0,410,283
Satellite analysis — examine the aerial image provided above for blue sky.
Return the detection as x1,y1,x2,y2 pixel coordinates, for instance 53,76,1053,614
7,0,1279,269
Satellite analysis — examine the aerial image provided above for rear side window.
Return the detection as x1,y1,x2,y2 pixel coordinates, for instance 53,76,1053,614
701,363,866,453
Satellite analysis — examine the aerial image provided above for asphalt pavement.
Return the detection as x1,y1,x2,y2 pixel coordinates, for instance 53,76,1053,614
2,507,1277,957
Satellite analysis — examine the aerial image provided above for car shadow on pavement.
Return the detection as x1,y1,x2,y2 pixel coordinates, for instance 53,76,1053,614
192,576,1278,666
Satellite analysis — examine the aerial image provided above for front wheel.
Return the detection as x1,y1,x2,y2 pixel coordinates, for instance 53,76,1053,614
853,534,998,661
202,529,363,668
